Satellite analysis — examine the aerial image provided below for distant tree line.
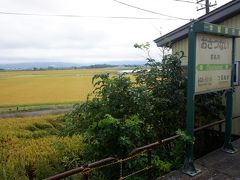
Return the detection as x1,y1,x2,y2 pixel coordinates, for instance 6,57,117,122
13,64,140,71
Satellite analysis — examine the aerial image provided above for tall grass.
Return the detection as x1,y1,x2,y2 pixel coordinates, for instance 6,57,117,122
0,115,85,179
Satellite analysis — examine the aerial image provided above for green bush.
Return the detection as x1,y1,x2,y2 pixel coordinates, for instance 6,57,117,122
63,46,225,178
84,115,165,179
84,115,147,159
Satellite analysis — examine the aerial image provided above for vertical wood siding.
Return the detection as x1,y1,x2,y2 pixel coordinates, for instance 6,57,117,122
172,38,188,65
220,14,240,61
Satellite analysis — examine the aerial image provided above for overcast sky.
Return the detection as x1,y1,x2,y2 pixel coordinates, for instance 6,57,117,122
0,0,231,64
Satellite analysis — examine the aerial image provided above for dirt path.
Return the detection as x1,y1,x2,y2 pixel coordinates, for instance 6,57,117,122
0,108,73,118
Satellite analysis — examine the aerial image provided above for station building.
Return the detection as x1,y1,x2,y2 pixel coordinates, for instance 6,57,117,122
154,0,240,134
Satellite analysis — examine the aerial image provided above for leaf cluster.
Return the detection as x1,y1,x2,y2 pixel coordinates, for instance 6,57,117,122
63,46,225,178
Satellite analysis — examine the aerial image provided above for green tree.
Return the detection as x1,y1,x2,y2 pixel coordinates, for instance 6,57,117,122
133,52,186,138
63,43,225,178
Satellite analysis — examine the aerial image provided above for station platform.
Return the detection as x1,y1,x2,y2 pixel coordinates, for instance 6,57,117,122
158,138,240,179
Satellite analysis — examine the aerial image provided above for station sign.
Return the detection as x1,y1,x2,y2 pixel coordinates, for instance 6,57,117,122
183,22,240,176
195,33,232,93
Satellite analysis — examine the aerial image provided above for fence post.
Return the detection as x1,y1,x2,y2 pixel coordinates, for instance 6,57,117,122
218,122,222,133
83,173,89,180
119,160,123,180
147,150,152,180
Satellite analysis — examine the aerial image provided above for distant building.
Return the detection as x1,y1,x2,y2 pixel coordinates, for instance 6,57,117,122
154,0,240,134
117,70,133,74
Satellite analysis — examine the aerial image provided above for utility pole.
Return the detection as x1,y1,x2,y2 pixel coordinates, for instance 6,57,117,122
197,0,217,14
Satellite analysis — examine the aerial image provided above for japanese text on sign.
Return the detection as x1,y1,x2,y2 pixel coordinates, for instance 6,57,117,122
200,36,230,50
195,33,232,93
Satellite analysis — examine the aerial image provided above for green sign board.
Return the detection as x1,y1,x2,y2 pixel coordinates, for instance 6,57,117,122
195,22,240,37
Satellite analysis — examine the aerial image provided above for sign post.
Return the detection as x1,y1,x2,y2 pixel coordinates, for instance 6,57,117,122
183,22,240,176
182,24,198,176
223,37,237,153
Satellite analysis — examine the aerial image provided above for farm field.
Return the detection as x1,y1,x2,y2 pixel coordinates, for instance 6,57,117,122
0,68,118,110
0,115,85,179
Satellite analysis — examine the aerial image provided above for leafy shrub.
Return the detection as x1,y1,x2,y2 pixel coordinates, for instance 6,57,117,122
133,53,186,138
84,115,148,160
168,129,195,169
83,115,164,179
63,73,141,135
63,46,225,178
64,52,188,138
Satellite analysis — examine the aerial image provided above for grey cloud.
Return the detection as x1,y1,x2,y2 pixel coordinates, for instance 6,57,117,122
0,19,109,50
0,0,231,64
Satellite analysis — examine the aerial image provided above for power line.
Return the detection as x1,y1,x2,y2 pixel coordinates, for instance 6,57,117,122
112,0,190,21
0,11,185,20
174,0,204,5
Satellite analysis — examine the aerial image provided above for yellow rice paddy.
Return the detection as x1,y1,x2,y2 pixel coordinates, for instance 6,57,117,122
0,68,117,106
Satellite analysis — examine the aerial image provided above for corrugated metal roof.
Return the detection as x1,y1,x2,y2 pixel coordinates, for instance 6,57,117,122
154,0,240,47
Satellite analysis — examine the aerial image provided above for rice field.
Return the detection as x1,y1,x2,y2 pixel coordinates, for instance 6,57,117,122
0,68,118,107
0,115,85,179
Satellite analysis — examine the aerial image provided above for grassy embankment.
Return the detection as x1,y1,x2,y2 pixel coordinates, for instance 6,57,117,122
0,68,118,113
